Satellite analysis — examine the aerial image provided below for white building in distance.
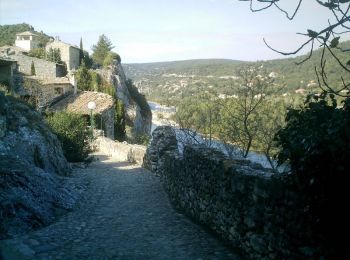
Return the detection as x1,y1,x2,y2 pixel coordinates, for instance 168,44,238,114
15,31,40,51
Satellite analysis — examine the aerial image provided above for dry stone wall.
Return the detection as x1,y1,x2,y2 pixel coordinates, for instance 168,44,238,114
12,54,65,79
94,136,146,165
143,126,321,259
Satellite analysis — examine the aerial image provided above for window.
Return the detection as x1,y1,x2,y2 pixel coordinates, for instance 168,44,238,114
54,87,64,95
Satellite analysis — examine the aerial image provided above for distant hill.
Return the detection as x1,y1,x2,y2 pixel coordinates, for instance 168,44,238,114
124,41,350,104
0,23,51,47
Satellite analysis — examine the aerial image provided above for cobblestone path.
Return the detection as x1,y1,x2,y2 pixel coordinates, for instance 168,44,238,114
1,153,239,259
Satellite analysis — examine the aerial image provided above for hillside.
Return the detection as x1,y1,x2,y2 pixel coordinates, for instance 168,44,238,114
0,23,51,47
124,41,350,105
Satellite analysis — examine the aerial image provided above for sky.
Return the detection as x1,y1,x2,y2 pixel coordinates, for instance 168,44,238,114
0,0,343,63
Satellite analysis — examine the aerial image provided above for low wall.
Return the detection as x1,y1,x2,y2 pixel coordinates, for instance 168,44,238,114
94,136,146,165
13,54,62,79
143,126,322,259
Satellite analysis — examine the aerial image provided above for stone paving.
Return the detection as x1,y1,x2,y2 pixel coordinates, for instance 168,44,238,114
0,153,240,259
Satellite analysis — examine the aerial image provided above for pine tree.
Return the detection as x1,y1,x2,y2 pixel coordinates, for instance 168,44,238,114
30,61,36,76
91,34,114,66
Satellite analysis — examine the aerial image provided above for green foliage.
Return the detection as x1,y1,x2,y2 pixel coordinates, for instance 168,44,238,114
91,72,102,92
103,51,121,67
0,23,51,47
76,61,92,91
115,100,126,141
275,93,350,254
134,134,150,145
0,23,31,46
82,50,93,69
28,48,46,59
46,112,90,162
30,61,36,76
46,47,62,64
276,93,350,178
79,37,84,65
124,41,350,105
92,34,114,66
126,79,151,118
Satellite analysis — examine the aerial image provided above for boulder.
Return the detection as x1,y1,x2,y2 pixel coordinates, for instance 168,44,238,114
0,94,77,239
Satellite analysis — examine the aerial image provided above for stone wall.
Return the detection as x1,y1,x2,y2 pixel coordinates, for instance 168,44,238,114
12,54,64,79
46,41,80,71
23,77,74,109
143,126,321,259
94,136,146,165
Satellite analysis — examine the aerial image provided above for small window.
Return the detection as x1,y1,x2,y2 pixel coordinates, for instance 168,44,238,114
54,87,64,95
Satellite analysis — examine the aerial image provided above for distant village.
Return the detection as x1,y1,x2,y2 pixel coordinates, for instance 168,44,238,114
0,31,115,138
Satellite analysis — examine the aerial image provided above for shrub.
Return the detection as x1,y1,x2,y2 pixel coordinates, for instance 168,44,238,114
46,112,91,162
103,51,121,67
115,100,126,141
275,93,350,256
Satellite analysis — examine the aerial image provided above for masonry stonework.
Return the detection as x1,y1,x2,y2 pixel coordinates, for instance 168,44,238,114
143,126,326,259
46,40,80,71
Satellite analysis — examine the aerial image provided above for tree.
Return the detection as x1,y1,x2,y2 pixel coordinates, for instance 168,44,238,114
82,50,93,69
175,91,220,148
46,112,91,162
76,61,92,91
91,34,114,66
79,37,84,65
241,1,350,257
30,61,36,76
218,65,273,157
28,48,46,59
46,47,62,64
115,100,126,141
241,0,350,97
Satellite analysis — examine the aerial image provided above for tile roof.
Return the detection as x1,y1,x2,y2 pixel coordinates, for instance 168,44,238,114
49,91,114,114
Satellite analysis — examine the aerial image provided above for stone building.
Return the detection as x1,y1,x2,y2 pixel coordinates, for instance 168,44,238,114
49,91,115,139
0,57,17,87
22,77,74,109
46,38,80,71
15,31,40,51
0,46,66,79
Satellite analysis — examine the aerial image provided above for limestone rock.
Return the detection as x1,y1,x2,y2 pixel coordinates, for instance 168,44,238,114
0,95,77,239
97,60,152,138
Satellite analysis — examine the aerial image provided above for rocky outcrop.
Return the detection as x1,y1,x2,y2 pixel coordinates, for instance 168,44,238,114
0,93,79,239
143,126,322,259
97,61,152,138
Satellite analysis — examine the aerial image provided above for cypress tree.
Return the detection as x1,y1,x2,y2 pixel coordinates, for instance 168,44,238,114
30,61,36,76
79,37,84,65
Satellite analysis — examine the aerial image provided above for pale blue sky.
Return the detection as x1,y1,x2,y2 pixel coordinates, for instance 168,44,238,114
0,0,340,63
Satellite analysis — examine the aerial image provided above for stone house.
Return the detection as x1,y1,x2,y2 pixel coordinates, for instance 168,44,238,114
49,91,115,139
14,31,40,51
46,38,80,71
23,77,74,109
0,57,17,87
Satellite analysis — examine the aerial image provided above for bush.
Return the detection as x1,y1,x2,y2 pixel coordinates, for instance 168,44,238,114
275,93,350,256
46,112,91,162
103,51,121,67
